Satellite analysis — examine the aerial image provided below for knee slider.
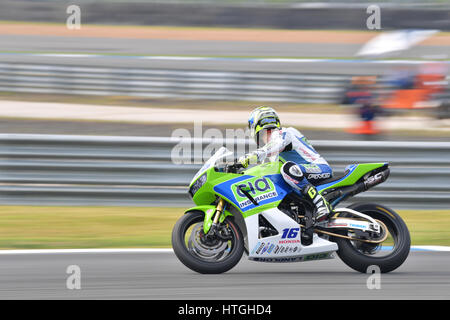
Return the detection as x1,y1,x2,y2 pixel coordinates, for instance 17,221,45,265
281,161,304,189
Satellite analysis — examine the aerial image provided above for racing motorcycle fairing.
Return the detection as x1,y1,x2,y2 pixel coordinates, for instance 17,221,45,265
245,207,338,262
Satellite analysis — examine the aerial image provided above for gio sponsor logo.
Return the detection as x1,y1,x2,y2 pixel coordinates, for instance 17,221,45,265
233,177,278,208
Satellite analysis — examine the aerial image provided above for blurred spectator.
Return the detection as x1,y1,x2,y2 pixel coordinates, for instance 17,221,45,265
386,66,416,90
342,76,381,135
383,62,447,111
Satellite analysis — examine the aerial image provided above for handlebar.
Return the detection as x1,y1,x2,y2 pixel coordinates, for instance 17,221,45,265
225,162,245,173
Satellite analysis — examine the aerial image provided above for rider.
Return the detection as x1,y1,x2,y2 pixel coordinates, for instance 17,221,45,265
238,106,333,226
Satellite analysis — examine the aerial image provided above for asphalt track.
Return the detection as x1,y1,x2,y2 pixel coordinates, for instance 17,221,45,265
2,35,446,59
2,118,449,141
1,35,449,74
0,251,448,299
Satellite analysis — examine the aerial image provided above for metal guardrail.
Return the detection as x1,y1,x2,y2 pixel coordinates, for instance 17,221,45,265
1,134,449,209
0,62,350,104
1,62,449,105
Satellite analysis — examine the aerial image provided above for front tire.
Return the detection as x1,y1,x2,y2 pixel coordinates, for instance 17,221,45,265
332,203,410,273
172,210,244,274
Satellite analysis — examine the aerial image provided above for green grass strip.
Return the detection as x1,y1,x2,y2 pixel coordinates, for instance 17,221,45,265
0,206,448,249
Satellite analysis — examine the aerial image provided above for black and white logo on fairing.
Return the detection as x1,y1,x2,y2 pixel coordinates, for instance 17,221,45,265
307,173,331,180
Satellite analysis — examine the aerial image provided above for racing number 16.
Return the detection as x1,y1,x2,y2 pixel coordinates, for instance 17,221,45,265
281,228,300,239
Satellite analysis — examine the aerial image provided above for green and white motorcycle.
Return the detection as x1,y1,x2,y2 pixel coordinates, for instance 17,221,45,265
172,147,410,274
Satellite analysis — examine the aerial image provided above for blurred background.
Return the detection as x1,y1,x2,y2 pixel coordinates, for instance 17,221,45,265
0,0,449,250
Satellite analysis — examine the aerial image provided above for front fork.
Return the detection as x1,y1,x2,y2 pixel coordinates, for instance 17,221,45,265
205,198,231,241
213,198,226,226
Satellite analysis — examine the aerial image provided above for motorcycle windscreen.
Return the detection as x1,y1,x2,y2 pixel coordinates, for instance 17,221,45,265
190,146,232,185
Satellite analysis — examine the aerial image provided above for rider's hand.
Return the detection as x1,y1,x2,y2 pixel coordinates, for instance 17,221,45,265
238,154,257,168
238,156,249,168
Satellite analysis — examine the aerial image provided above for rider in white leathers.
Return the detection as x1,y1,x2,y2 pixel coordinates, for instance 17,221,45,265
238,106,333,224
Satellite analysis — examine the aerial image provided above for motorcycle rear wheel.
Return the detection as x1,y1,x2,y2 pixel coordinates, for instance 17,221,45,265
331,203,411,273
172,210,244,274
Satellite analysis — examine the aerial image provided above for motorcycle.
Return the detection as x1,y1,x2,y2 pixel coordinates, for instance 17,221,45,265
172,147,410,274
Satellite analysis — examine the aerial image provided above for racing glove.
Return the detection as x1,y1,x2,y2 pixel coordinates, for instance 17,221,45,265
238,154,258,168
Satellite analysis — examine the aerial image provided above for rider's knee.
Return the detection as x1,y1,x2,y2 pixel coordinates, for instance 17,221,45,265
281,161,306,190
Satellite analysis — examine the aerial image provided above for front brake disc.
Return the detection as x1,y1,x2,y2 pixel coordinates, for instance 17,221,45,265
188,223,228,260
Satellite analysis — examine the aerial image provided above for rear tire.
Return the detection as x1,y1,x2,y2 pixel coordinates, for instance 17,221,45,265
332,203,410,273
172,211,244,274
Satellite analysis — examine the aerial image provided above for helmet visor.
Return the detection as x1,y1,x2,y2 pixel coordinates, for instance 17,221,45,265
257,127,279,147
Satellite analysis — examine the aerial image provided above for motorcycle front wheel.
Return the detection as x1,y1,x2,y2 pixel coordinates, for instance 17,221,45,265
171,210,244,274
332,203,411,273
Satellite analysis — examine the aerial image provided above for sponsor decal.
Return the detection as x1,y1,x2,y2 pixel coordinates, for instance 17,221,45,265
279,239,301,244
253,257,300,263
364,172,384,188
327,222,348,228
307,173,331,180
259,117,277,125
281,228,300,239
251,242,261,255
232,177,278,209
238,191,278,209
303,164,321,174
247,244,300,255
350,223,367,229
284,175,299,185
297,144,319,162
252,253,333,263
255,243,265,254
303,253,333,261
261,243,270,254
250,252,334,262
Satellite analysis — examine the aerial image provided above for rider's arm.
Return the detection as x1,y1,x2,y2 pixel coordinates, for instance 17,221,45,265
287,127,333,178
239,129,289,168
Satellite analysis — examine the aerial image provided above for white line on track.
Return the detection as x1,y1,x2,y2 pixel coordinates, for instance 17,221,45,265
413,246,450,252
0,246,449,255
0,248,173,255
1,52,449,65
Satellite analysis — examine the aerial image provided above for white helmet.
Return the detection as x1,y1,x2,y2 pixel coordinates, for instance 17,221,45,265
248,106,281,146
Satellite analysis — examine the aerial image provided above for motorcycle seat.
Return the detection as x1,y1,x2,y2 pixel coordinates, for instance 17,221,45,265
312,169,351,186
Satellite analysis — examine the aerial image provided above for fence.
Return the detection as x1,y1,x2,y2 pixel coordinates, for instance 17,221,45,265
1,134,449,209
2,62,449,105
0,62,353,104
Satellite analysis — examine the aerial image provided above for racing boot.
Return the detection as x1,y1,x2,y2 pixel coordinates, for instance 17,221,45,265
301,184,332,246
303,184,332,224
